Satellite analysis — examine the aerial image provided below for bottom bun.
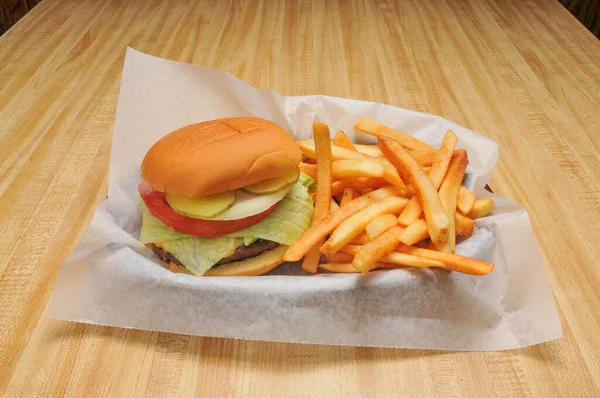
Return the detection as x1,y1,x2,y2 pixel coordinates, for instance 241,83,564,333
165,245,288,277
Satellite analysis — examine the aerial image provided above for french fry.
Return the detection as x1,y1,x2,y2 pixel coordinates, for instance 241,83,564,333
455,212,474,236
468,198,494,219
434,150,468,253
330,198,340,213
341,245,445,268
408,149,437,167
318,262,392,273
396,243,494,275
297,140,407,189
318,263,361,273
332,130,357,151
429,131,459,187
379,166,409,189
354,144,383,157
360,188,373,195
395,212,474,243
283,186,405,262
332,159,385,179
379,136,449,244
330,177,390,196
299,162,318,179
301,247,322,273
365,214,398,240
457,186,476,214
325,252,355,263
340,188,358,206
320,196,409,255
351,232,371,245
398,130,457,226
399,218,430,246
354,118,435,152
352,226,405,273
301,123,333,274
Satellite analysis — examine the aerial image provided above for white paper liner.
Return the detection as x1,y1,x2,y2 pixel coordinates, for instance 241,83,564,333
49,48,561,350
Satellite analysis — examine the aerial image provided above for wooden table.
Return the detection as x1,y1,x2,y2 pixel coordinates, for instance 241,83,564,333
1,0,599,395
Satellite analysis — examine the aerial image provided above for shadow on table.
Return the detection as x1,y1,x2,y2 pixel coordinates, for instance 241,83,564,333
46,319,563,371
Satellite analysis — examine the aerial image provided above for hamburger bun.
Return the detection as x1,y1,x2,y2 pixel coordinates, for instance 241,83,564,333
165,245,288,276
141,117,301,198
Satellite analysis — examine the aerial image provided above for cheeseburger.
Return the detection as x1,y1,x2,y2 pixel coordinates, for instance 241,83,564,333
137,117,314,276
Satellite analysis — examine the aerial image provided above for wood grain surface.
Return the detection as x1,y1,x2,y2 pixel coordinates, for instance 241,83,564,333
0,0,42,36
560,0,600,37
1,0,599,396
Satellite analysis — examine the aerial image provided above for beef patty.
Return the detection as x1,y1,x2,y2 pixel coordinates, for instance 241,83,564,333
147,239,280,269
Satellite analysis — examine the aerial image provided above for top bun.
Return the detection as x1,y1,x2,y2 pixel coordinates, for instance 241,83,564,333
141,117,301,197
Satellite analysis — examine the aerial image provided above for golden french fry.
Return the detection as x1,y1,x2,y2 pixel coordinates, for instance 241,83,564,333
340,188,358,207
434,150,468,253
354,144,383,157
330,177,391,196
301,246,323,275
379,137,449,244
397,212,474,243
351,232,372,245
325,252,355,263
318,263,361,273
399,218,430,246
297,140,407,189
299,162,318,179
429,131,459,187
330,198,340,213
468,198,494,219
320,196,409,255
365,214,398,240
396,243,494,275
352,226,405,273
332,159,385,179
360,188,374,195
318,262,393,273
379,167,408,189
395,212,474,241
457,186,476,214
397,197,422,226
455,212,474,236
341,244,444,268
354,118,435,152
302,123,333,274
408,149,437,167
283,186,405,262
332,130,357,151
398,130,457,226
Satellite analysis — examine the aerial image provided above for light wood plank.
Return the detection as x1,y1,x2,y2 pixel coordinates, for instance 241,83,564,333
1,0,599,395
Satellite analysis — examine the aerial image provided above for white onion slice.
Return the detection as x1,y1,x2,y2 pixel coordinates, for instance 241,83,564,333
211,187,289,220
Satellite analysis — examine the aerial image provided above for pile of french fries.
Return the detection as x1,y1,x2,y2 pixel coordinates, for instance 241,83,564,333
284,119,495,276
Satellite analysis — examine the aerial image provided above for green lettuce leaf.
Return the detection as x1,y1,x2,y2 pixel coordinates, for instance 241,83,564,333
137,173,315,275
244,237,258,246
160,237,243,276
299,171,316,193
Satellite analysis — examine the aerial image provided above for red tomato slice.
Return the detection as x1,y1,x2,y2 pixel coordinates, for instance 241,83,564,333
138,181,278,237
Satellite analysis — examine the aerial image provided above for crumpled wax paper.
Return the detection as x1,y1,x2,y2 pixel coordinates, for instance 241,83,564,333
49,48,562,350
